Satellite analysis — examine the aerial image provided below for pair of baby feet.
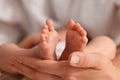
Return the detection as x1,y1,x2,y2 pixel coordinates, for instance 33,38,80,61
38,19,88,60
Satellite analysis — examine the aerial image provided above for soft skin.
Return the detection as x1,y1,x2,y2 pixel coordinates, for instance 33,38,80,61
14,32,119,80
0,19,118,80
15,51,120,80
16,21,117,80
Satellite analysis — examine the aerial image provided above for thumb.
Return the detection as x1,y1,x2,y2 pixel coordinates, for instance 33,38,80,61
68,52,112,69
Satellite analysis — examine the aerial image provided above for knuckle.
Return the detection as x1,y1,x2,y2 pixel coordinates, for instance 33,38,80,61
63,74,75,80
29,69,37,75
9,56,16,65
29,72,38,80
35,63,42,70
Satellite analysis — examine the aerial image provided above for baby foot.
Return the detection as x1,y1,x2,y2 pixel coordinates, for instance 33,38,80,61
36,20,59,60
60,20,88,60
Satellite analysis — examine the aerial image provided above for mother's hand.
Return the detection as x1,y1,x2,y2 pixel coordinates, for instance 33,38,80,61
13,55,62,80
16,52,120,80
16,33,62,80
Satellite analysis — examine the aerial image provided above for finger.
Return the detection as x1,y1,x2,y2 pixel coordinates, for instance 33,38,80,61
14,61,61,80
19,33,40,49
68,52,113,69
13,60,37,80
16,56,61,75
16,56,78,77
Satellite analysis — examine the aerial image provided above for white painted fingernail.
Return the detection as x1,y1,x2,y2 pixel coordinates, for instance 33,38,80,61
70,55,80,64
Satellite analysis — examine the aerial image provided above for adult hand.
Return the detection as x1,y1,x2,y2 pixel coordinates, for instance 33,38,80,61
13,55,62,80
19,33,40,49
16,52,120,80
14,31,62,80
0,43,33,74
0,35,60,80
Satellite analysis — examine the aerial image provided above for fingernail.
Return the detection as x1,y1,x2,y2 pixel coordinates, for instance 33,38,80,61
70,55,80,64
